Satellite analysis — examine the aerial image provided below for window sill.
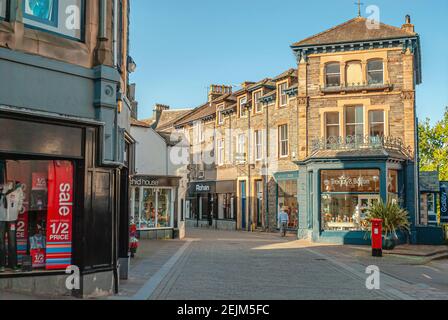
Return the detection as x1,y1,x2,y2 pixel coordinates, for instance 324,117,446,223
320,83,393,94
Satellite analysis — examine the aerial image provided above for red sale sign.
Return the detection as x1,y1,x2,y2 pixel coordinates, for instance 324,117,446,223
46,161,73,270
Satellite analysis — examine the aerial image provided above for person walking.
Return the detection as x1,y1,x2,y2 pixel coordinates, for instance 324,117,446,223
278,206,289,237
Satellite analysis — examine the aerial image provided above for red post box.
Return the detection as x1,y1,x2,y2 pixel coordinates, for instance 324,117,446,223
371,218,383,257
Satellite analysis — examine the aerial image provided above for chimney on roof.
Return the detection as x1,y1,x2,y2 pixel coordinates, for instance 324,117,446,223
402,15,415,33
152,104,170,129
208,85,232,102
241,81,255,90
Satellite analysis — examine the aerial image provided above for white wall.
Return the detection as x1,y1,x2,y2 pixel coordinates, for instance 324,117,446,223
131,126,168,175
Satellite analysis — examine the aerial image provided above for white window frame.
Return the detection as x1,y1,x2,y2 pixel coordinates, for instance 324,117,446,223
254,90,263,113
217,104,224,125
217,138,225,166
237,133,246,162
239,96,248,118
369,110,385,138
325,112,340,140
367,59,384,85
345,106,364,138
255,130,263,161
278,82,288,107
278,124,289,158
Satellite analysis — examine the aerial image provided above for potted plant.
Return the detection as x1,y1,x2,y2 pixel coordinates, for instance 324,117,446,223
365,200,411,250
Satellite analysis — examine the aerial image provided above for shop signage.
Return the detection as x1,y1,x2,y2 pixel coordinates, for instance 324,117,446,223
130,176,179,188
46,161,73,270
441,182,448,224
196,184,211,192
321,170,380,193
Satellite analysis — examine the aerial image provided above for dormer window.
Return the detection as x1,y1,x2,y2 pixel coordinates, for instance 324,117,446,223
239,97,247,118
368,59,384,85
217,104,224,125
254,91,263,113
325,63,341,87
278,82,288,107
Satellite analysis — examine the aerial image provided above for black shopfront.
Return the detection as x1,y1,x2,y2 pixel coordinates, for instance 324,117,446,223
0,112,125,297
186,180,237,230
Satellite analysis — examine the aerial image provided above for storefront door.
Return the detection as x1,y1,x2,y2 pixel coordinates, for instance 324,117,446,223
255,180,263,227
240,181,246,230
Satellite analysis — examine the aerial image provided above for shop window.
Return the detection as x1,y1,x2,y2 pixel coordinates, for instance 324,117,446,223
321,169,381,231
345,61,363,86
22,0,85,41
325,62,341,87
325,112,340,141
368,59,384,85
217,194,235,220
0,0,8,20
345,106,364,139
277,180,298,229
136,188,173,229
369,110,385,139
0,160,74,273
254,91,262,113
278,82,288,107
278,124,289,158
239,96,248,118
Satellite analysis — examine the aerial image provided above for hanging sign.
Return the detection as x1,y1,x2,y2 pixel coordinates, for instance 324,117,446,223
46,161,73,270
441,182,448,224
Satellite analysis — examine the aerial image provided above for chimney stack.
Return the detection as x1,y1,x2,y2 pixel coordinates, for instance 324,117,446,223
402,15,415,33
152,104,170,129
208,85,232,102
241,81,255,89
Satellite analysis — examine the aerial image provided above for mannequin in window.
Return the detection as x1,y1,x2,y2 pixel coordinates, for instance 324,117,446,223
0,181,25,272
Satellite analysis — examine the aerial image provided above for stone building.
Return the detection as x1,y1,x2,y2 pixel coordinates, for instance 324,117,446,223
0,0,136,296
161,14,429,244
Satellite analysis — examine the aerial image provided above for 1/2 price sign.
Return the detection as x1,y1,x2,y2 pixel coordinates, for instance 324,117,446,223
46,161,73,270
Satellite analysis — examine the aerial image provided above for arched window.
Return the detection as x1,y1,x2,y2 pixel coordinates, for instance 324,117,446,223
367,59,384,85
325,63,341,87
346,61,363,86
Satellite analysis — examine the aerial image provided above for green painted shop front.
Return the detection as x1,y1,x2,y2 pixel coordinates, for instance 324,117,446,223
296,156,417,245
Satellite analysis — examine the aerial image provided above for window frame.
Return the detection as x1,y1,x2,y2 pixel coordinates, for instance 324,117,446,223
253,90,263,114
325,62,341,87
325,112,340,141
278,124,289,158
239,96,248,118
278,82,288,107
236,133,246,162
345,106,364,138
0,0,10,21
217,138,225,166
21,0,86,42
217,104,225,125
254,130,263,161
368,110,385,138
367,59,384,85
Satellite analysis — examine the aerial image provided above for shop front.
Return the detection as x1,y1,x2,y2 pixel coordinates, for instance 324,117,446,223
274,171,299,231
297,153,416,245
0,112,121,297
130,175,180,240
186,180,236,230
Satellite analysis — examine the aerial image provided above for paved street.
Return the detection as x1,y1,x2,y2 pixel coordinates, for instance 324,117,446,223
116,229,448,300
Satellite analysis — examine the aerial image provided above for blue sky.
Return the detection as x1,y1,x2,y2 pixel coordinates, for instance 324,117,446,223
129,0,448,123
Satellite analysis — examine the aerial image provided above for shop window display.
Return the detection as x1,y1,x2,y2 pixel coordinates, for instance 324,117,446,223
134,187,173,230
277,180,298,229
321,169,380,231
0,160,73,273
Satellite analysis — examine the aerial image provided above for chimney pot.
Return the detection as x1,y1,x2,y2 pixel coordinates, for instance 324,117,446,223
402,15,414,33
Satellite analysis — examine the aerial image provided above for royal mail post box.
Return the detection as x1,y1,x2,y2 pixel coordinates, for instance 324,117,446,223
371,218,383,257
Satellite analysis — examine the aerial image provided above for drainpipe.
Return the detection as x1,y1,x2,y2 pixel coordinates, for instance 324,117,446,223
264,98,270,231
247,104,252,231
